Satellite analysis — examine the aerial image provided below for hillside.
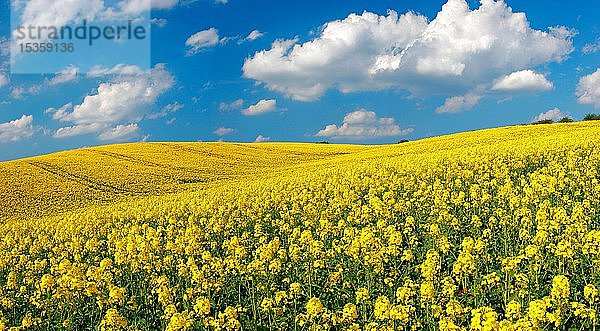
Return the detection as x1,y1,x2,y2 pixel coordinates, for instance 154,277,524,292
1,122,600,330
3,122,599,221
0,142,369,220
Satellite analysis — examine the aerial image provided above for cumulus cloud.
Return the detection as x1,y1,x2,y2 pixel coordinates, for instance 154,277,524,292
316,109,413,138
254,134,270,142
12,0,181,44
243,0,574,101
242,99,279,116
10,0,195,53
86,64,144,78
48,64,174,140
106,0,179,17
48,66,79,86
14,0,104,35
531,107,567,123
436,94,482,113
98,123,140,141
0,115,36,143
576,69,600,108
219,99,244,111
214,127,235,136
186,28,221,55
491,70,553,92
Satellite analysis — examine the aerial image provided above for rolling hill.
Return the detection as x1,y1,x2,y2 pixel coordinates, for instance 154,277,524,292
1,122,599,330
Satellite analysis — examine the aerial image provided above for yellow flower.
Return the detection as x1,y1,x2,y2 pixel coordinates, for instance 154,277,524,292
445,299,463,317
481,272,500,287
261,298,275,312
441,276,457,298
420,249,441,280
40,274,54,292
396,285,413,304
439,317,461,331
389,304,411,323
584,284,598,304
356,287,370,304
420,281,435,302
527,299,548,326
194,297,211,316
470,307,498,331
21,313,33,328
505,300,521,320
551,275,570,302
306,297,326,318
166,312,194,331
109,286,126,305
274,291,288,305
342,303,358,321
100,308,127,330
374,296,391,320
290,282,302,296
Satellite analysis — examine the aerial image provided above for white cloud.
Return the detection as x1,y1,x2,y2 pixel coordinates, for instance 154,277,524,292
215,0,229,4
147,102,184,119
186,28,220,55
576,69,600,108
12,0,182,45
102,0,183,19
243,0,574,101
436,93,482,113
98,123,140,141
0,115,36,143
54,123,102,138
48,66,79,86
316,109,413,138
10,86,26,99
86,64,144,78
532,107,567,123
214,127,235,136
150,18,168,27
491,70,553,92
583,39,600,55
219,99,244,111
14,0,105,37
242,99,278,116
109,0,178,15
0,37,10,57
254,134,270,142
44,103,73,120
0,73,9,88
8,66,79,99
244,30,264,42
49,64,174,140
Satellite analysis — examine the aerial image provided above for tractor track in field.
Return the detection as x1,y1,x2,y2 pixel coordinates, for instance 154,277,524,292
28,161,140,195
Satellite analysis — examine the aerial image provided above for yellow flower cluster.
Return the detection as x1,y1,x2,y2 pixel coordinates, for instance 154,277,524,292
0,122,599,329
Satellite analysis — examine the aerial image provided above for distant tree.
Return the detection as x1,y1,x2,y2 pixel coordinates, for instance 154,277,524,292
583,114,600,121
558,117,574,123
397,139,410,144
315,141,330,144
531,119,554,125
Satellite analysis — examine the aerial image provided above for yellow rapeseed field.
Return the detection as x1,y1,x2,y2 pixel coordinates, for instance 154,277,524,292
0,142,368,220
1,122,599,330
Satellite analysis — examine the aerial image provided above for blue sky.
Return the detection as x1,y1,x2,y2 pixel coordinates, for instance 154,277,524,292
0,0,599,161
